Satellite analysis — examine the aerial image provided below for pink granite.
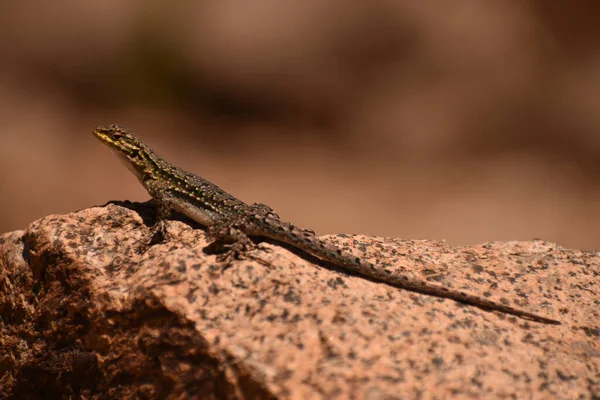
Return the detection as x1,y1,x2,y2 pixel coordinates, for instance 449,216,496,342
0,202,598,399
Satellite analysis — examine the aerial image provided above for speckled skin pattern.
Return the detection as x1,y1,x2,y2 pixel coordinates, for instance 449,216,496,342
0,204,598,398
91,125,559,324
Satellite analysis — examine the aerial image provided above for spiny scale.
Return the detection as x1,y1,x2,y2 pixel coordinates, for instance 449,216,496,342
93,124,560,325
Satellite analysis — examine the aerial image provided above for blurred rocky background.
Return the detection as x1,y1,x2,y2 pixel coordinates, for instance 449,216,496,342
1,1,599,248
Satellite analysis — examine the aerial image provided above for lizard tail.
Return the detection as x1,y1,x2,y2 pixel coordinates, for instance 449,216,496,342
254,218,560,325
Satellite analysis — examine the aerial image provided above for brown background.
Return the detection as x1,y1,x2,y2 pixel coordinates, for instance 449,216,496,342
1,1,599,249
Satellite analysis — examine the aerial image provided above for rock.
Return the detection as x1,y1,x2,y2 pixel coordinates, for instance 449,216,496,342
0,202,598,399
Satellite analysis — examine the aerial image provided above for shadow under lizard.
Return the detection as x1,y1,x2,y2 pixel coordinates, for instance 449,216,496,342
93,124,560,325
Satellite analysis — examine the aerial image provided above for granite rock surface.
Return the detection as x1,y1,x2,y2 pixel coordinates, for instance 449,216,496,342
0,202,598,399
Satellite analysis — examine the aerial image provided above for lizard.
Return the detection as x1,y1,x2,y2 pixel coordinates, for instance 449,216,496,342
92,124,560,325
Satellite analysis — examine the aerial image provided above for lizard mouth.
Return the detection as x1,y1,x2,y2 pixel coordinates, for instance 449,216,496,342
92,125,140,156
92,125,120,146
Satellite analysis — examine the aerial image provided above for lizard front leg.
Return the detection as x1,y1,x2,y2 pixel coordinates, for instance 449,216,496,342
138,179,176,252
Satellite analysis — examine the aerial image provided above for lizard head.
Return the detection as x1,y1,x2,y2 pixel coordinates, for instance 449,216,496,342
93,124,153,178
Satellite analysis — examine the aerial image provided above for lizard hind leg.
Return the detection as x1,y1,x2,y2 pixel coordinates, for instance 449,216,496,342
204,219,262,264
248,202,280,220
249,202,316,236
